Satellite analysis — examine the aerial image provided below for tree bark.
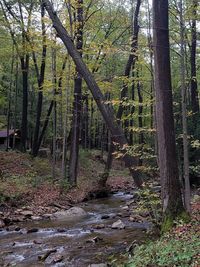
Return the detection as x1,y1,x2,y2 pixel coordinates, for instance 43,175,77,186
20,54,29,152
190,0,199,114
179,0,190,213
105,0,141,179
6,44,14,150
69,0,83,185
153,0,185,226
43,0,143,188
32,4,47,157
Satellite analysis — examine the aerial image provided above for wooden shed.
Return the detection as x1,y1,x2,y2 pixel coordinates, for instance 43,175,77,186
0,129,21,149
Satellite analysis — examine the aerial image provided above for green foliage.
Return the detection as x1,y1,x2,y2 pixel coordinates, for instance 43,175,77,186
134,185,162,226
161,215,174,233
126,234,200,267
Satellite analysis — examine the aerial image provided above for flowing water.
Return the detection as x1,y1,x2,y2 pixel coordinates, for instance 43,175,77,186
0,192,151,267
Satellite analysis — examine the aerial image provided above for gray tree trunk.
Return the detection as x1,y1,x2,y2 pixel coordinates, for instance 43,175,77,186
43,0,143,188
153,0,185,227
179,0,190,213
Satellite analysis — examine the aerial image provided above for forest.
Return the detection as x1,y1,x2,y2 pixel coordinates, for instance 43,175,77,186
0,0,199,266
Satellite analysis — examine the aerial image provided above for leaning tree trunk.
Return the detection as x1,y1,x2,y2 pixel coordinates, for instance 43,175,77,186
153,0,185,230
69,0,83,186
43,0,143,188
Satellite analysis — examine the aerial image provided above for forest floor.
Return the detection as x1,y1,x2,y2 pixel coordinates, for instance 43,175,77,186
125,195,200,267
0,150,133,227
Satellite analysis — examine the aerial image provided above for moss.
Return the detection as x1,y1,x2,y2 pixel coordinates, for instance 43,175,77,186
161,210,191,234
161,215,174,233
178,210,191,223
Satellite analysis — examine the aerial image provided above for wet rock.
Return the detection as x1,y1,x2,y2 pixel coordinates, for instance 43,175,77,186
57,228,66,233
38,249,57,261
121,206,129,210
111,219,125,229
12,216,25,222
27,228,39,234
33,239,42,244
42,213,52,219
86,236,103,243
93,224,105,229
52,254,64,263
20,210,33,217
101,215,110,219
0,219,5,228
52,207,87,220
6,225,21,232
31,216,41,221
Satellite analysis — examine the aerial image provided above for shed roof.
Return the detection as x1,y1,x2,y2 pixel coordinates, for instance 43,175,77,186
0,130,15,138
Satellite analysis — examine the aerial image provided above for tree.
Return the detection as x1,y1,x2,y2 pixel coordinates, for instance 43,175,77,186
179,0,190,213
153,0,186,229
190,0,199,114
69,0,84,185
42,0,143,188
31,3,47,157
1,0,34,152
104,0,142,180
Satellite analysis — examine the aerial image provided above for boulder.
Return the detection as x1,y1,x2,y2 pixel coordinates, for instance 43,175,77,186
111,219,125,229
52,207,87,220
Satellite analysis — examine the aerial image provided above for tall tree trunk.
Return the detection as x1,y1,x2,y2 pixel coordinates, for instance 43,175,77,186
116,0,141,122
69,0,83,185
190,0,199,114
179,0,190,213
137,79,144,166
32,4,47,157
20,54,29,152
37,100,54,151
129,67,136,146
104,0,141,180
62,59,71,180
13,59,19,149
81,93,89,149
52,46,57,181
153,0,185,229
7,44,14,150
43,0,143,188
89,97,94,149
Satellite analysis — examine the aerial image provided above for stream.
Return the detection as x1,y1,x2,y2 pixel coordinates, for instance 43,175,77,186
0,192,151,267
